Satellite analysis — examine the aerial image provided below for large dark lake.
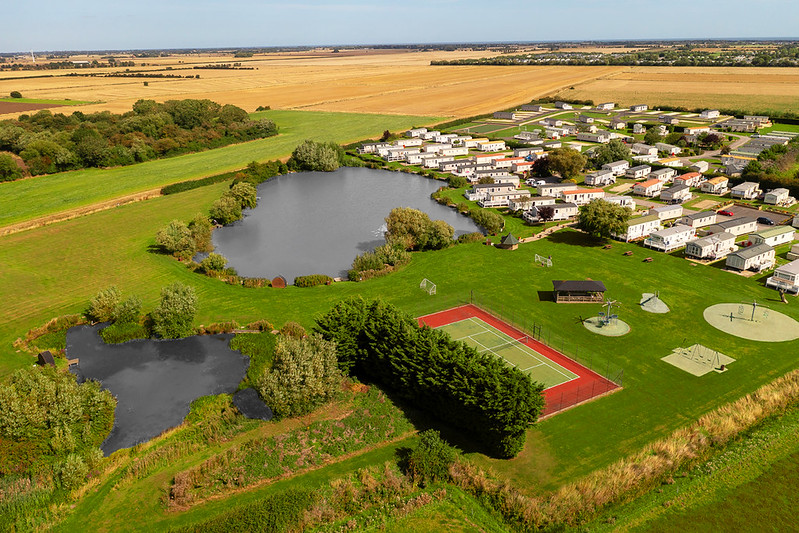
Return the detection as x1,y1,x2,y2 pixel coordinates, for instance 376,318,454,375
211,167,481,280
67,325,249,455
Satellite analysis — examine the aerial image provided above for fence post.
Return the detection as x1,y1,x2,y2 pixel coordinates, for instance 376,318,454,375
470,289,473,304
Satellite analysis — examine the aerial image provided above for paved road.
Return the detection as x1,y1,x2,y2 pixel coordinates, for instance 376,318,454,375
719,205,791,231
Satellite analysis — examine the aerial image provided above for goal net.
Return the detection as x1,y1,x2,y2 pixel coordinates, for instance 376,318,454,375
420,278,436,295
535,254,553,267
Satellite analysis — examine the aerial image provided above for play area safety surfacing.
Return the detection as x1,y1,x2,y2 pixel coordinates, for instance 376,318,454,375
436,317,578,389
704,303,799,342
662,344,736,377
583,316,631,337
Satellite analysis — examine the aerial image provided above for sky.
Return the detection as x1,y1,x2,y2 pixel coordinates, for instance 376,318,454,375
2,0,799,52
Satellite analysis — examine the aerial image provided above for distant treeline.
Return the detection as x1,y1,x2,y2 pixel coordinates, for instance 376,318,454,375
193,63,254,70
0,60,135,71
0,99,277,178
432,44,799,68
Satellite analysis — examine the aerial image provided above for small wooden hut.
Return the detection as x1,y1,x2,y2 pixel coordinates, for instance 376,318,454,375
497,233,520,250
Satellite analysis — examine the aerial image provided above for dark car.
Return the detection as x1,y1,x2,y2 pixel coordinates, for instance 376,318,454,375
757,216,776,225
718,209,734,216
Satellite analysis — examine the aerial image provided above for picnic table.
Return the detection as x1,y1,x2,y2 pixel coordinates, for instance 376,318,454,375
623,250,633,256
643,257,653,263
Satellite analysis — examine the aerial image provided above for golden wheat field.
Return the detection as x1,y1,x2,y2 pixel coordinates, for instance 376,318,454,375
0,50,621,117
556,66,799,114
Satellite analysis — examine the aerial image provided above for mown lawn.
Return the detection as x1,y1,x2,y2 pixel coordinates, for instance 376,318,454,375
3,178,799,504
0,97,93,105
0,110,442,227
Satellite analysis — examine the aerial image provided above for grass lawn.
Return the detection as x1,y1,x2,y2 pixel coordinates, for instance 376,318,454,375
0,97,94,105
0,109,442,228
761,122,799,134
4,180,799,504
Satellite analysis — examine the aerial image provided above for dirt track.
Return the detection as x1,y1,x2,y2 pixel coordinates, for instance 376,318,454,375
0,101,63,114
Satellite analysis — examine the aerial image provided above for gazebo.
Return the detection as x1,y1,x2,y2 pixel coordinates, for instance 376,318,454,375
552,280,606,303
497,233,519,250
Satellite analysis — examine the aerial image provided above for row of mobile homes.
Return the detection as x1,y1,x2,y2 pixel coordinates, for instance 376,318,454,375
764,188,792,206
464,182,516,201
478,189,531,208
660,184,692,204
493,111,520,120
690,161,710,173
509,195,555,212
576,131,612,143
596,102,615,111
521,104,545,112
633,179,664,197
602,160,630,176
604,195,636,209
700,109,721,119
685,232,737,260
632,143,658,157
561,188,605,206
406,127,427,138
626,165,652,179
730,181,762,200
630,104,648,112
585,169,615,186
644,224,697,252
656,143,682,155
726,244,775,272
673,172,703,188
651,167,677,183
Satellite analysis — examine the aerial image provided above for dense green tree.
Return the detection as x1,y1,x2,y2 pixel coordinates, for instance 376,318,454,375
210,195,243,225
287,140,341,172
448,174,467,188
256,334,341,418
199,253,228,273
151,282,198,339
546,147,587,179
113,295,142,324
228,181,257,209
592,139,631,167
0,153,22,181
402,429,456,486
577,199,633,239
384,207,454,251
9,90,22,98
643,127,663,146
87,286,122,322
188,213,213,252
469,208,504,234
156,219,196,257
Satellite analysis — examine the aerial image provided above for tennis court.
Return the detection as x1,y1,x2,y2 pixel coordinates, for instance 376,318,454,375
437,317,578,389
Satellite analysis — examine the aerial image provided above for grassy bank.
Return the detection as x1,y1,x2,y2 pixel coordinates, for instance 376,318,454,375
0,110,442,228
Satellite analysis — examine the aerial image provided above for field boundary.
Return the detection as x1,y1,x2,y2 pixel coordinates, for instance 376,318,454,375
418,304,621,417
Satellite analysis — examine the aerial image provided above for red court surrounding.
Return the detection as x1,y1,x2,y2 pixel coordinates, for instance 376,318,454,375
418,304,621,418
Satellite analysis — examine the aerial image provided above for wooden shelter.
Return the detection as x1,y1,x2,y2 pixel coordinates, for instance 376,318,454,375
552,280,606,303
37,351,56,367
497,233,519,250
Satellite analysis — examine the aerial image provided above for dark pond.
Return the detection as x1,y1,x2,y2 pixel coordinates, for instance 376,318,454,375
211,167,481,280
67,325,249,455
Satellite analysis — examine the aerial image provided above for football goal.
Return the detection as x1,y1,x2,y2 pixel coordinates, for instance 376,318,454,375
420,278,437,295
535,254,553,267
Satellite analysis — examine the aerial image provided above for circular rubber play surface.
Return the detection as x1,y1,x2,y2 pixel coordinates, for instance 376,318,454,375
583,316,631,337
640,293,670,314
703,303,799,342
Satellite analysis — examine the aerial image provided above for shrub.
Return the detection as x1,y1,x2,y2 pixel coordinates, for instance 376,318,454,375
113,295,142,324
0,153,23,182
448,175,467,188
256,334,341,418
279,321,307,339
209,195,242,225
151,282,198,339
156,219,196,258
58,454,89,491
199,253,228,273
86,286,121,322
288,140,342,172
469,208,504,234
245,319,273,331
457,232,484,244
228,181,257,209
160,171,237,195
198,321,239,335
385,207,454,251
9,91,22,99
401,430,456,486
188,213,213,252
294,274,333,287
241,277,270,288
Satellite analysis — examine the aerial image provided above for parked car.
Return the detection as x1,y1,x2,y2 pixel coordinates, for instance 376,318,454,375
718,209,734,216
757,216,776,225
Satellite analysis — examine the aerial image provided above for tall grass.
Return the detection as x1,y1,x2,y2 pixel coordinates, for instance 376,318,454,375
449,368,799,530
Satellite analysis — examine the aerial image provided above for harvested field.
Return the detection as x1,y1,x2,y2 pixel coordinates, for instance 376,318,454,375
0,101,64,113
0,50,622,118
556,66,799,114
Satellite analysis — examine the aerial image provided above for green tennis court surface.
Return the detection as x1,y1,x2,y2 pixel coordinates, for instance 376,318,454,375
437,317,578,389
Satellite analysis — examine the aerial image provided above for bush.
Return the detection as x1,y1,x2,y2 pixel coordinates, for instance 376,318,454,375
448,175,467,188
198,321,239,335
245,319,274,331
86,286,121,322
188,213,213,253
0,153,23,182
151,282,198,339
294,274,333,287
457,232,484,244
156,219,196,258
113,295,142,324
241,277,270,288
279,321,307,339
228,181,257,209
385,207,454,251
199,253,228,274
287,140,342,172
58,454,89,491
256,334,341,418
469,208,504,234
315,298,544,457
401,429,456,487
160,171,237,195
9,91,22,99
209,195,242,225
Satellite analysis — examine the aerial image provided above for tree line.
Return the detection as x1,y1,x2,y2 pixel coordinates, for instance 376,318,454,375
0,98,277,180
314,297,545,457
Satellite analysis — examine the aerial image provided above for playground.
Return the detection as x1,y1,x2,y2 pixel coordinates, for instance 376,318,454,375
662,344,736,377
418,304,621,416
704,302,799,342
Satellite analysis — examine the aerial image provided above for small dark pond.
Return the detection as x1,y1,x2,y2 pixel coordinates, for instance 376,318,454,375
211,167,481,280
67,325,249,455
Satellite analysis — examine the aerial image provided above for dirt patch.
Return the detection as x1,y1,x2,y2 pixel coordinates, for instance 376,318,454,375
0,101,64,115
610,183,633,193
693,199,719,210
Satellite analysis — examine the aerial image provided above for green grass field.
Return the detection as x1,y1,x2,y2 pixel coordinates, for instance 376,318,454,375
436,317,577,388
0,110,442,228
0,97,93,105
3,175,799,502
